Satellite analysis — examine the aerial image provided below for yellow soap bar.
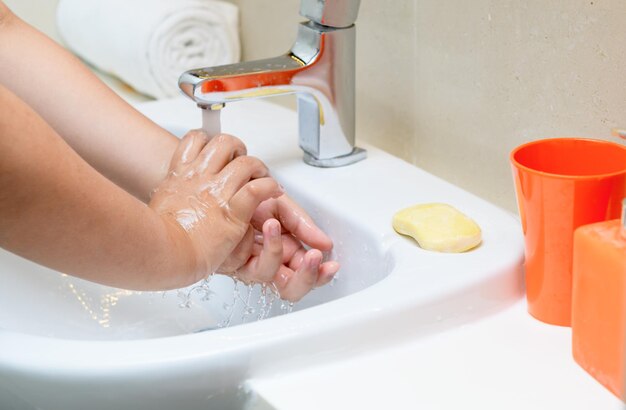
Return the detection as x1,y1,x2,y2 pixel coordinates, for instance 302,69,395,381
392,203,482,253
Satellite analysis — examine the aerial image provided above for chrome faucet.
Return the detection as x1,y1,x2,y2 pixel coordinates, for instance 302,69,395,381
178,0,366,167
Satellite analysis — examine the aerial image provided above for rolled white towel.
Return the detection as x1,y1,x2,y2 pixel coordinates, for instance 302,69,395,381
57,0,240,99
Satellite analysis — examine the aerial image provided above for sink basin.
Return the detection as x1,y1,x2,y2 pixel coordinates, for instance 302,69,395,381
0,186,388,340
0,99,524,410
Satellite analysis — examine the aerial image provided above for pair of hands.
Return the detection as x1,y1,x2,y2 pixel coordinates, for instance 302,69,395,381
149,130,339,302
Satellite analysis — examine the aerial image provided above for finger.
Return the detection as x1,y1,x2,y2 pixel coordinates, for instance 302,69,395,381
217,156,270,198
287,247,306,270
254,195,333,251
239,219,283,283
193,134,247,174
316,261,340,287
216,225,255,274
280,234,304,264
279,196,333,251
255,219,284,282
169,129,210,174
273,249,323,302
229,177,284,222
250,231,300,259
284,247,339,286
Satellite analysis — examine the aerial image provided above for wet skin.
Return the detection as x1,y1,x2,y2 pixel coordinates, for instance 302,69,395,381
0,3,339,301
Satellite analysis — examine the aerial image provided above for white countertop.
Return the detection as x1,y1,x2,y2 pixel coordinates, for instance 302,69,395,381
248,301,623,410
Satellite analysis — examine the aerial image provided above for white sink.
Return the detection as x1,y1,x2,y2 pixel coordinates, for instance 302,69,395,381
0,99,524,409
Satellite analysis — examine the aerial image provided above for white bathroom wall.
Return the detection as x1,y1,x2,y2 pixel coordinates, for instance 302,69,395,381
8,0,626,211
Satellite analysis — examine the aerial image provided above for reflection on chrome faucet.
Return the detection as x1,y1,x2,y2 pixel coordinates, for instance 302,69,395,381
178,0,366,167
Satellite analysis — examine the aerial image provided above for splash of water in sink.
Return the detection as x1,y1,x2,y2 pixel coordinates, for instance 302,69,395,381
174,276,294,329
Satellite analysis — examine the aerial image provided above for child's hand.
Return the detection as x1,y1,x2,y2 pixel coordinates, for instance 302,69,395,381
222,195,340,302
149,130,283,284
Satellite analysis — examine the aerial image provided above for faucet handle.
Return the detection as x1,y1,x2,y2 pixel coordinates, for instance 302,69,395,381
300,0,361,28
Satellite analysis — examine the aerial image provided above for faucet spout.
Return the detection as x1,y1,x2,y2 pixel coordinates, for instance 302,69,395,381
179,19,365,167
179,55,305,103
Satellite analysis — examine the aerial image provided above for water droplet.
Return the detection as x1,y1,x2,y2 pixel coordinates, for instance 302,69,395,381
171,274,297,329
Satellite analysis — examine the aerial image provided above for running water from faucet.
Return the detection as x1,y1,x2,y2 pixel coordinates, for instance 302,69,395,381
202,107,222,137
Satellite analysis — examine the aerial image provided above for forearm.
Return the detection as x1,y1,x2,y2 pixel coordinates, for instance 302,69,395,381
0,85,195,290
0,4,178,201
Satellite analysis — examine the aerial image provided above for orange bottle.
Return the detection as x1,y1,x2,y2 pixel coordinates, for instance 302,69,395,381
571,199,626,400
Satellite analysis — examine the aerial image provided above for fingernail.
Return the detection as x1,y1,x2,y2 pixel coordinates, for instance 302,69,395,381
254,233,264,244
275,272,290,288
270,222,280,237
308,253,322,268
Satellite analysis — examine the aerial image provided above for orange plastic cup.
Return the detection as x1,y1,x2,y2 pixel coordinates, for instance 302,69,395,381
510,138,626,326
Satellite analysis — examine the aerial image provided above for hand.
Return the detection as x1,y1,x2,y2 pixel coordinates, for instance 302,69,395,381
149,130,283,284
224,195,341,302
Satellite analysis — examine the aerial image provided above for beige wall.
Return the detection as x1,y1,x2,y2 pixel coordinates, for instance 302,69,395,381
8,0,626,211
234,0,626,212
